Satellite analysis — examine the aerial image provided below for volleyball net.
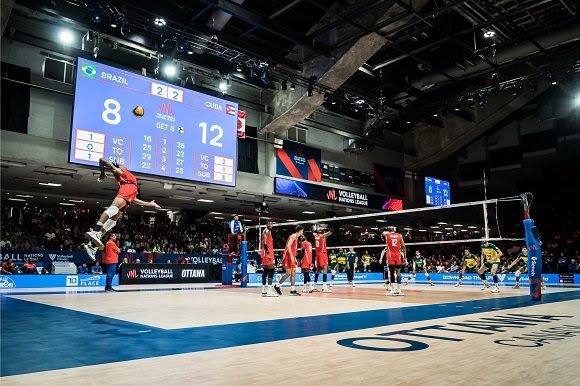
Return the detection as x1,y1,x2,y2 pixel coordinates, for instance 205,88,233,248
245,195,526,258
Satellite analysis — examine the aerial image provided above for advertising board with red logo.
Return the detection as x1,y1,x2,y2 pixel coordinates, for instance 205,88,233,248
274,177,403,211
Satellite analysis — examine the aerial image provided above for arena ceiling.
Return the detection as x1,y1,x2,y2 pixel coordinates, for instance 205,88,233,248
1,0,580,223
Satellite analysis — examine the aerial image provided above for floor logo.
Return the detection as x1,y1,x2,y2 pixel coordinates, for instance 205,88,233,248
81,64,97,78
0,276,16,288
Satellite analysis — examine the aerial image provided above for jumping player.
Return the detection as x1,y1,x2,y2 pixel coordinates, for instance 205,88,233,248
313,227,333,292
379,226,406,296
300,235,314,293
84,158,160,260
260,221,278,297
403,250,434,286
274,225,304,296
478,240,503,293
455,248,479,287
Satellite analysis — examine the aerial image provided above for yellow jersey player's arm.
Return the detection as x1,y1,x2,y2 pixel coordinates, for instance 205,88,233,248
494,245,504,259
505,254,521,271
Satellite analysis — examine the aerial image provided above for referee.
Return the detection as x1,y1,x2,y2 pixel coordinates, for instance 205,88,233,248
346,247,358,287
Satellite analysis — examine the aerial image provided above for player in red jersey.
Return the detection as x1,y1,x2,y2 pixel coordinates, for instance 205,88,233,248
379,226,406,296
260,221,278,297
274,225,304,296
300,235,314,293
84,158,161,260
313,227,333,292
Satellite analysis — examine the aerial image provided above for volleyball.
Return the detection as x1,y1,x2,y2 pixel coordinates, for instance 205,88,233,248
132,106,145,117
177,126,185,134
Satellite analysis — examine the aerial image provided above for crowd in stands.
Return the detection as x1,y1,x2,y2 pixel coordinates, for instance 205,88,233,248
1,202,580,275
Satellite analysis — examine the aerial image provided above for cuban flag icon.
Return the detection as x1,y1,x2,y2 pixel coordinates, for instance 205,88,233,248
226,104,236,115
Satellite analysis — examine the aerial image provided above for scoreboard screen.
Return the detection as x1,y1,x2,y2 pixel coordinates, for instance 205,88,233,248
425,176,451,206
69,58,238,186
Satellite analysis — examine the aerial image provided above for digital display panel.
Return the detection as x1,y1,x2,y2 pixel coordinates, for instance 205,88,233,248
425,176,451,206
69,58,238,186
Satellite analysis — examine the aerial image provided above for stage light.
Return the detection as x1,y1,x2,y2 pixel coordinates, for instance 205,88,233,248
236,64,242,72
163,63,177,77
92,14,102,23
154,18,166,26
110,19,118,28
483,30,495,38
187,46,194,55
218,79,228,94
58,29,74,45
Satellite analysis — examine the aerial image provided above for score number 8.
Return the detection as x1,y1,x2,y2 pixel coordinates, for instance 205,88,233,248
102,99,121,125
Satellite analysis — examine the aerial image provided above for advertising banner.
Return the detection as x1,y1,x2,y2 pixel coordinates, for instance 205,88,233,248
119,264,213,285
0,274,118,289
276,141,322,182
274,177,403,210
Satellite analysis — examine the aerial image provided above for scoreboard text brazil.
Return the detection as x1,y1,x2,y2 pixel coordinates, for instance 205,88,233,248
69,58,238,187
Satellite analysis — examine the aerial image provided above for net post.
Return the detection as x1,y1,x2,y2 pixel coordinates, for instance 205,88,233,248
240,241,248,288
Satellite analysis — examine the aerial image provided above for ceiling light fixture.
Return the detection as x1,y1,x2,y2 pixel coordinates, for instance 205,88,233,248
154,18,166,26
58,29,74,45
483,30,495,39
39,182,62,187
302,211,316,214
197,199,214,203
8,198,26,202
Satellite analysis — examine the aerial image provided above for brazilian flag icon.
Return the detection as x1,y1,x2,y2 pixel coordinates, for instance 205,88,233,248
81,64,97,78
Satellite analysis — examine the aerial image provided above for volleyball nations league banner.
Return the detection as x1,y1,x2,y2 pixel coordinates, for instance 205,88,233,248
274,177,403,211
276,141,322,182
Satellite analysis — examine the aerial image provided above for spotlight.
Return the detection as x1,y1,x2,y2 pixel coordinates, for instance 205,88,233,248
551,81,557,85
218,79,228,94
92,14,102,23
154,18,166,26
110,18,118,28
483,30,495,39
290,82,295,90
58,29,74,45
236,64,242,72
331,100,336,105
433,113,438,117
187,46,194,55
454,107,460,111
163,63,177,78
176,42,186,53
281,80,287,90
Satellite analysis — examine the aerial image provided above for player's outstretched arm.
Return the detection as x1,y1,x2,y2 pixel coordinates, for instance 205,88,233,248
99,158,123,178
133,198,161,209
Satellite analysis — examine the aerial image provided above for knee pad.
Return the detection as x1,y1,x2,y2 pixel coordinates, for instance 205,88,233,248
515,270,521,278
104,205,119,218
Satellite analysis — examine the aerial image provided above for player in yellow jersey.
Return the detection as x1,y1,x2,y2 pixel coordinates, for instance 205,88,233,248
478,240,503,293
455,248,479,287
329,250,338,286
362,250,372,272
